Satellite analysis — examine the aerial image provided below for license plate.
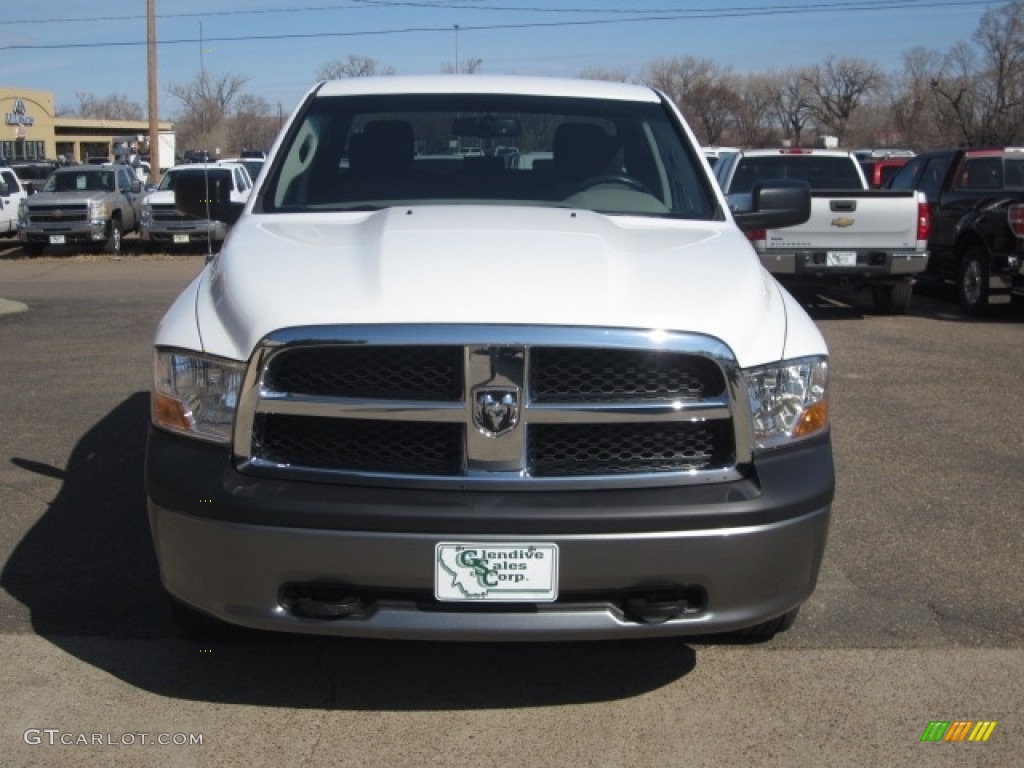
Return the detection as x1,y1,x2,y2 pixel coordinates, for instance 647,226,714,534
826,251,857,266
49,235,66,244
173,234,190,243
435,543,559,602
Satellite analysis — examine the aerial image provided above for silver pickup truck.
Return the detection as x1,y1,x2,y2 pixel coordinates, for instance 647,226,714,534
18,164,142,256
715,149,930,314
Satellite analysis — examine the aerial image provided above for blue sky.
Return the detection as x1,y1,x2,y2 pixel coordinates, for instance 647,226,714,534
0,0,1003,118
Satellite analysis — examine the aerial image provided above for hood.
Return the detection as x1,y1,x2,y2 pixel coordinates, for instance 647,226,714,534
145,190,174,205
191,206,790,367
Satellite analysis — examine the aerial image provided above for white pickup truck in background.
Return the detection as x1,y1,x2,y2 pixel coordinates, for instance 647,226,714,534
0,167,28,238
714,148,930,313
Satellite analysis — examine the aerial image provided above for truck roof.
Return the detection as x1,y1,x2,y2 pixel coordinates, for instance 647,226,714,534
315,75,662,103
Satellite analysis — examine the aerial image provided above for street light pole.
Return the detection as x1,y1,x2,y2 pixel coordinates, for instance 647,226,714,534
147,0,160,183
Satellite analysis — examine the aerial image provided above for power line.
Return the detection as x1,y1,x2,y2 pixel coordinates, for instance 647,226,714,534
0,0,996,51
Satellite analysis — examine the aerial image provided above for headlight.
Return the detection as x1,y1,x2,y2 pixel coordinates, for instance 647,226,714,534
141,203,152,225
744,356,829,451
89,200,111,219
152,349,245,443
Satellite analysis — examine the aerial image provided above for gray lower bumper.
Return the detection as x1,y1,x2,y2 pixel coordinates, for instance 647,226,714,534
760,250,928,279
150,501,830,641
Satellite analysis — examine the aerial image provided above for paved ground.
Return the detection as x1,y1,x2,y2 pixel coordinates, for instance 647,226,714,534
0,243,1020,767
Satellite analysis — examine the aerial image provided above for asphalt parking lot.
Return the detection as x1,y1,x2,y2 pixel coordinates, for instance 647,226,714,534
0,239,1020,767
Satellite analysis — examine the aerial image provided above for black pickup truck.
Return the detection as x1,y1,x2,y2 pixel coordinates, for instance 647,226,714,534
888,147,1024,314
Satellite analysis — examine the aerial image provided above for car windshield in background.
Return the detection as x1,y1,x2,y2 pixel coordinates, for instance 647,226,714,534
157,168,231,191
728,155,865,192
261,93,717,219
44,170,115,192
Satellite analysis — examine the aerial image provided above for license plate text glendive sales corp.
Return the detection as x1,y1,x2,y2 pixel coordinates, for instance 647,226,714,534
435,543,559,601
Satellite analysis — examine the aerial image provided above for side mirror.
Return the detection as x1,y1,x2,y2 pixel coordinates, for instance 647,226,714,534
174,171,245,226
130,180,142,194
729,180,811,232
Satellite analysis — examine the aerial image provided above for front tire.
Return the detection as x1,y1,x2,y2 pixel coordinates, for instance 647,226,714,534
22,242,44,257
103,218,123,255
958,247,990,315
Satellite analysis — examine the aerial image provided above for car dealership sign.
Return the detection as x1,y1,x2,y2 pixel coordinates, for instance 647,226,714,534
5,99,34,127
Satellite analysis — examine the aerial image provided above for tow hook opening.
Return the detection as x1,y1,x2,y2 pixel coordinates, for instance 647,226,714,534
622,586,706,624
281,583,370,620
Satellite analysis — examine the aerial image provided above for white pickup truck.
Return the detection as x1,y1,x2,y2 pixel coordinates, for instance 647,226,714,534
147,76,834,643
0,167,28,238
714,148,930,313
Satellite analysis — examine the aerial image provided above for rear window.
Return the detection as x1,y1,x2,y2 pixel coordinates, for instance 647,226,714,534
729,155,864,192
260,92,718,220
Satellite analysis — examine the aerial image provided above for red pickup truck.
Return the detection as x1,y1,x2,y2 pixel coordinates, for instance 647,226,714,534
888,147,1024,314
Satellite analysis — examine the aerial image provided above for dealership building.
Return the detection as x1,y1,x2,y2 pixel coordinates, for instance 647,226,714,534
1,86,172,166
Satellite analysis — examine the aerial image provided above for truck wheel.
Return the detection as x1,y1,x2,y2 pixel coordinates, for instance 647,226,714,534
871,281,913,314
103,219,123,255
732,608,800,642
22,243,44,257
957,247,990,315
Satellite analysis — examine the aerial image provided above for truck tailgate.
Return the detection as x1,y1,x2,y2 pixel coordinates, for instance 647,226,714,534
765,190,921,250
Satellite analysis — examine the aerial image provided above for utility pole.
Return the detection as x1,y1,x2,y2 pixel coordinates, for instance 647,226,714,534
147,0,160,184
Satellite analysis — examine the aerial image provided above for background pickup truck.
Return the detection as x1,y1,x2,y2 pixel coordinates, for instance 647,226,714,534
887,146,1024,314
139,162,253,253
0,167,28,238
18,164,142,256
715,148,930,314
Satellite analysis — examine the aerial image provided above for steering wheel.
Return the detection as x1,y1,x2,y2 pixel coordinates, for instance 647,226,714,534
568,174,654,197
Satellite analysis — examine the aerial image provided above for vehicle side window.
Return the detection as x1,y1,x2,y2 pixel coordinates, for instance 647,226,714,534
956,157,1003,190
1006,159,1024,188
888,156,923,191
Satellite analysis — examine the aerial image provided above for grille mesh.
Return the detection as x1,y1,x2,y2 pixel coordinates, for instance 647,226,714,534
530,347,724,402
266,346,463,401
529,422,732,476
254,414,463,476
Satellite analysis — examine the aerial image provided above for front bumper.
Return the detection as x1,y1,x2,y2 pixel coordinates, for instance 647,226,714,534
146,428,834,641
18,220,109,245
140,221,227,244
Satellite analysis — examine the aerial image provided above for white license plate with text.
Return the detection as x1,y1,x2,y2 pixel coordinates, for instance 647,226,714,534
435,543,559,602
173,234,190,243
49,235,66,244
826,251,857,266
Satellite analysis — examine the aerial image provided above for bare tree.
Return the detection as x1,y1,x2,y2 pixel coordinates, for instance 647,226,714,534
643,56,737,145
931,42,983,145
167,70,250,155
971,0,1024,143
732,73,780,147
317,54,395,80
888,47,949,148
772,68,815,147
228,94,278,154
441,57,484,74
802,57,885,145
61,92,144,120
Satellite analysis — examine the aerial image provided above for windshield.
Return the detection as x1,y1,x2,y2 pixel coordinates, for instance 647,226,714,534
44,170,115,193
157,168,230,191
260,92,718,219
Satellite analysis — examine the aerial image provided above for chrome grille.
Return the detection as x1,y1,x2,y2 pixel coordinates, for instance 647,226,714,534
236,325,749,490
28,204,88,223
151,203,201,222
